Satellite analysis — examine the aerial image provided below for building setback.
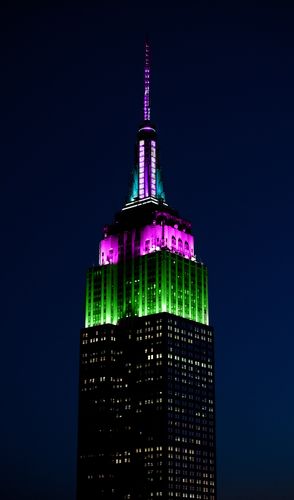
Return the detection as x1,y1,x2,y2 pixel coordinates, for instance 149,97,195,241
77,41,217,500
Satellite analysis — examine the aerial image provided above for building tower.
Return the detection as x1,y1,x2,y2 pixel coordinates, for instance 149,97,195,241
77,41,217,500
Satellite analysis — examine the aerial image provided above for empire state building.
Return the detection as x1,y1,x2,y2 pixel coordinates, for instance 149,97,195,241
77,41,217,500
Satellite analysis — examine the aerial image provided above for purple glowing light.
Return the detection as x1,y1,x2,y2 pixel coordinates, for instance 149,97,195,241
140,224,194,258
139,141,145,198
99,234,119,265
144,40,151,122
138,126,155,132
99,223,195,265
137,136,158,199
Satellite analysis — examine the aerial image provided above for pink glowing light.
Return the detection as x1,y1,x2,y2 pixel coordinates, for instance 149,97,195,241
99,222,195,265
140,224,194,258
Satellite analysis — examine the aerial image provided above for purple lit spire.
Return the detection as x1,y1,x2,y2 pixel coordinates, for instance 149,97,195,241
127,40,165,203
144,39,151,121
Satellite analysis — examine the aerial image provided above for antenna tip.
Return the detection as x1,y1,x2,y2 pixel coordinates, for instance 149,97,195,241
143,38,151,122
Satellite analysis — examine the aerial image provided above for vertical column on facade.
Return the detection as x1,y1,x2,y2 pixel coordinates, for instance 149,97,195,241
202,266,205,324
161,252,167,312
205,267,209,325
101,267,105,324
200,263,203,323
139,257,143,317
106,266,112,324
156,252,159,313
188,262,192,320
194,263,198,322
131,256,135,317
181,257,185,318
123,260,126,318
85,270,89,327
144,257,148,316
168,253,172,313
175,256,178,316
112,265,118,324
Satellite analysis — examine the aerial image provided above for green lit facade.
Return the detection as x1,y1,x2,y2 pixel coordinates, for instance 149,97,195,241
85,251,209,327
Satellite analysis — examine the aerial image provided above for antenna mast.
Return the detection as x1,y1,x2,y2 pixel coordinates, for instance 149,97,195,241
144,39,151,121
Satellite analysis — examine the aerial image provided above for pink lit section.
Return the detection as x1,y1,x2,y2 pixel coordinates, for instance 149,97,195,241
140,224,194,258
137,137,158,200
151,140,156,197
99,223,195,265
139,140,145,199
99,235,119,265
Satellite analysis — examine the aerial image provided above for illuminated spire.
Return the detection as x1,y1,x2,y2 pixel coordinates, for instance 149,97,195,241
127,40,165,205
144,39,151,122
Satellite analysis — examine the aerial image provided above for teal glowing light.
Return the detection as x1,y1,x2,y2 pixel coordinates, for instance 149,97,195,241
156,165,165,200
129,166,139,201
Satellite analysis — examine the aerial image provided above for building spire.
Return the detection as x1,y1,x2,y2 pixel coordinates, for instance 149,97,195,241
127,39,165,205
144,39,151,122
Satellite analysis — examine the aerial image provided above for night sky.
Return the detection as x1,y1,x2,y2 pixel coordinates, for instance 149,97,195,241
1,3,294,499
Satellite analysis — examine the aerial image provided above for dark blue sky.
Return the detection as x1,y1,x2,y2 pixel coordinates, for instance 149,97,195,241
1,3,294,500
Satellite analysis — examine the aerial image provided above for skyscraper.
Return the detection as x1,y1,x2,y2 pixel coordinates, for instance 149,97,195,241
77,41,216,500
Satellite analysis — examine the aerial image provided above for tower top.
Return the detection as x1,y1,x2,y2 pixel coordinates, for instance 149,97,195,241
126,40,165,206
144,39,151,122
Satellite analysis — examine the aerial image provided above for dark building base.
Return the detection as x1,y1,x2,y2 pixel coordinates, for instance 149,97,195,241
77,313,216,500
